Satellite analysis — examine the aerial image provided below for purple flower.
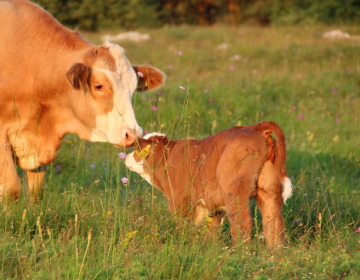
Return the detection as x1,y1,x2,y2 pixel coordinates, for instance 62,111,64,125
296,219,301,225
152,106,158,111
336,119,340,123
145,130,149,135
118,152,126,159
179,86,185,90
209,99,214,103
229,65,234,70
355,227,360,233
292,106,296,110
150,98,155,103
56,165,61,170
177,51,182,55
157,91,162,95
332,88,337,93
104,168,107,171
298,115,303,120
177,115,180,120
90,164,95,170
136,198,141,203
121,177,129,184
103,162,106,166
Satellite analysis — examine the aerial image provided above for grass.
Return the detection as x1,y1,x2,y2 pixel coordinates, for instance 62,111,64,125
1,24,360,279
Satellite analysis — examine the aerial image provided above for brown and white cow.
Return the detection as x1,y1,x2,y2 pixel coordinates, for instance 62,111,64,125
125,121,292,247
0,0,165,199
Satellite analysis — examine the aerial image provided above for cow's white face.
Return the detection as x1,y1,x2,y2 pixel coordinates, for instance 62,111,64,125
89,43,141,146
66,42,165,147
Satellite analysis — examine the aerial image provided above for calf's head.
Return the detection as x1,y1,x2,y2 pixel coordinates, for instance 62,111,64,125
66,42,165,147
125,133,169,185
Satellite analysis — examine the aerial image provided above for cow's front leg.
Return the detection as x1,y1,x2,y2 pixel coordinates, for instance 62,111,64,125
0,141,21,200
24,165,47,201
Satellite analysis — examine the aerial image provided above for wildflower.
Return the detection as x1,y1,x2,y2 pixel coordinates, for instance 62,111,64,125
252,69,258,74
152,106,158,111
355,227,360,233
292,106,296,110
103,162,106,166
104,168,107,171
121,177,129,184
209,99,214,103
179,86,185,90
136,198,141,203
204,89,208,93
168,65,173,69
145,130,149,135
298,115,303,120
56,165,61,170
118,152,126,159
150,98,155,103
158,91,162,95
137,71,144,78
229,65,234,70
90,164,95,170
177,51,182,55
177,115,180,120
336,119,340,123
296,219,301,225
332,88,337,93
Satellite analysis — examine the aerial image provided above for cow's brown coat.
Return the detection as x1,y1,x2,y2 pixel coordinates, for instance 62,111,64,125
0,0,165,200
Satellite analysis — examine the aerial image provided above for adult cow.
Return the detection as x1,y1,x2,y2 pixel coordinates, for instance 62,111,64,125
0,0,165,200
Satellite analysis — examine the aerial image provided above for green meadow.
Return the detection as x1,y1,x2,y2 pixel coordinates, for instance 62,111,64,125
1,25,360,279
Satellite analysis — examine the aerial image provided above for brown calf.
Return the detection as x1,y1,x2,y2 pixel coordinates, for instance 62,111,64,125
125,121,292,247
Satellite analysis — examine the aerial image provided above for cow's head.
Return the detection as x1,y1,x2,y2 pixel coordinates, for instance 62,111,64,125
66,42,165,147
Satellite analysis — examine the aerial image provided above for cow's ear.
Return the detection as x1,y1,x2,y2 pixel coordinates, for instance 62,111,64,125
133,65,166,92
66,63,91,92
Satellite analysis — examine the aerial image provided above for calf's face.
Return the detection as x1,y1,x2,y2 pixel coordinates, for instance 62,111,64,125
125,133,168,184
66,42,165,147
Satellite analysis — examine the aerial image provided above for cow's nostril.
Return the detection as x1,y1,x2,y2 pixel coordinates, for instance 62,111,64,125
125,132,129,139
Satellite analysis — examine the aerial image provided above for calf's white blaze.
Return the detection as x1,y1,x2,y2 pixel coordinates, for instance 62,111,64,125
125,151,152,185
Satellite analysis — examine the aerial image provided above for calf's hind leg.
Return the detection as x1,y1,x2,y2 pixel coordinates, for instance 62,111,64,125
256,161,285,248
218,173,254,243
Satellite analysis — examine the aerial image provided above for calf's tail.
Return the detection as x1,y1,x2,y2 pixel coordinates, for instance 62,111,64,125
255,121,293,204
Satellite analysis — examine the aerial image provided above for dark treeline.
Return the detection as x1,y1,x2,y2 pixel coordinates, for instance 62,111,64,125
34,0,360,30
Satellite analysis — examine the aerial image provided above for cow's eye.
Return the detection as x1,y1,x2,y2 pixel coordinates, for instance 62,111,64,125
94,84,102,90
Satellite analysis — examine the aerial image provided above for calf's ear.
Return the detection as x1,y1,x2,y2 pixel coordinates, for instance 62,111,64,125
66,63,91,93
133,66,166,92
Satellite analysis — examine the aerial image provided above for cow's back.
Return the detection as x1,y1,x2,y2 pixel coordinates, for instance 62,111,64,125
0,0,89,98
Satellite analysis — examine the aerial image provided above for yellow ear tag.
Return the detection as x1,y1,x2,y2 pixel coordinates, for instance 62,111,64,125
136,145,151,159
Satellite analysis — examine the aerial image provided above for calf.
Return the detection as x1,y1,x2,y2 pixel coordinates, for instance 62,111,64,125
125,121,292,247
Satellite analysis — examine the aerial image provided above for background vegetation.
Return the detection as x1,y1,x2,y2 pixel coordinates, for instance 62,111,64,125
1,23,359,278
33,0,360,30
